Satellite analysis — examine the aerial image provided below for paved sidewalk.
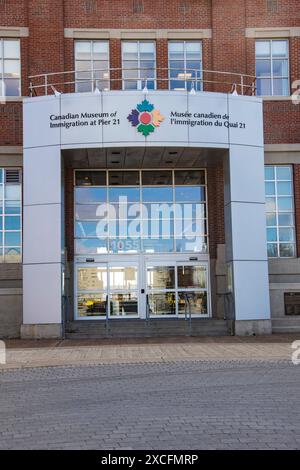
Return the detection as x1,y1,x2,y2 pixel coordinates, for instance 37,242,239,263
0,334,298,370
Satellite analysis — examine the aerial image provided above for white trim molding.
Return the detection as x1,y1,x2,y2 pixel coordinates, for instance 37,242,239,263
0,26,29,37
64,28,212,40
246,27,300,38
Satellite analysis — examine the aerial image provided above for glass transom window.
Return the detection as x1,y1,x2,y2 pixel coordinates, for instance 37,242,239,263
265,165,295,258
75,40,109,92
256,39,289,96
74,169,207,255
0,168,22,263
168,41,202,91
122,41,156,90
0,39,21,97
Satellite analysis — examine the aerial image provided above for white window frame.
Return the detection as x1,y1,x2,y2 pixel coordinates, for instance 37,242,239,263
255,39,290,97
74,39,110,92
121,40,157,91
168,40,203,91
0,168,22,263
0,38,21,97
265,165,296,258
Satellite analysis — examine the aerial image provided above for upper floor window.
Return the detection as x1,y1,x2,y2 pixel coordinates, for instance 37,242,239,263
75,40,109,92
0,168,22,263
0,39,21,97
256,39,289,96
122,41,156,90
265,165,295,258
168,41,202,91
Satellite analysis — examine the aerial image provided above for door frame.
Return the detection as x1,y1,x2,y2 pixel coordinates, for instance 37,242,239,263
74,253,211,320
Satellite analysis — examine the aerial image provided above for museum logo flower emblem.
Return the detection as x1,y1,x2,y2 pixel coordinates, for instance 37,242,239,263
127,99,164,136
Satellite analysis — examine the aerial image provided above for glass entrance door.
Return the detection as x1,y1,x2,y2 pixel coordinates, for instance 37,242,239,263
76,262,139,319
146,261,209,317
75,258,209,319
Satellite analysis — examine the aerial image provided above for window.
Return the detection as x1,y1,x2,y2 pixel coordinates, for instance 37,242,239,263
0,168,22,262
122,41,156,90
0,39,21,97
256,39,289,96
265,166,295,257
75,40,109,92
168,41,202,91
74,169,207,255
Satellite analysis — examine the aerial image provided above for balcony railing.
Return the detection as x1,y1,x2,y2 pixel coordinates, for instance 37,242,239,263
28,67,257,97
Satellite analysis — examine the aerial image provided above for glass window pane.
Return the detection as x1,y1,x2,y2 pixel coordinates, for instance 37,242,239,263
4,60,20,78
75,187,106,204
267,228,277,242
139,42,155,60
108,171,140,186
75,41,91,60
177,265,206,289
175,170,205,185
75,204,104,220
147,266,175,289
142,171,172,185
148,293,176,316
5,200,21,214
265,182,275,195
168,42,184,60
265,166,275,180
279,228,294,242
256,59,271,77
277,197,292,211
109,187,140,202
266,213,276,226
266,197,276,211
186,42,201,59
93,41,109,59
0,232,2,246
4,79,20,96
276,166,291,180
77,293,107,317
75,221,99,237
122,42,138,60
272,59,288,77
0,169,3,183
267,243,278,257
109,266,137,290
77,267,107,291
256,78,271,96
142,238,174,253
4,247,21,263
279,243,295,257
278,213,293,226
75,171,106,186
5,216,20,231
272,40,288,57
178,292,207,315
175,219,206,238
175,186,205,202
273,78,289,96
108,238,140,253
256,41,271,57
277,181,292,196
3,40,20,59
176,237,207,253
110,293,138,317
75,238,108,254
142,187,173,202
5,232,21,246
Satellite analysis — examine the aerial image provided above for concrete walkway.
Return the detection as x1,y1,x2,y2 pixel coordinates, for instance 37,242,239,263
0,334,298,370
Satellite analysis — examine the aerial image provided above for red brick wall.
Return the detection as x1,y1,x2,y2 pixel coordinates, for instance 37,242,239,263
207,166,225,259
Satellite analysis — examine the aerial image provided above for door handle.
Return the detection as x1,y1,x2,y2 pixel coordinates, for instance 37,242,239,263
141,289,145,294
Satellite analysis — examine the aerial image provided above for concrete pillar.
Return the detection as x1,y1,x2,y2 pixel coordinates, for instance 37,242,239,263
224,102,271,334
21,145,63,339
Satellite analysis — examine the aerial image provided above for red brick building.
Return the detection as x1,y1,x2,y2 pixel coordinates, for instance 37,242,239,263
0,0,299,338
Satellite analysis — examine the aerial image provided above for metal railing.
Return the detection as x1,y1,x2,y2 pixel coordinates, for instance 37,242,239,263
28,67,257,96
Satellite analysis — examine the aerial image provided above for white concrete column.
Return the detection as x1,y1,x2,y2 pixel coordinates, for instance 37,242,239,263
22,145,63,338
224,143,271,334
